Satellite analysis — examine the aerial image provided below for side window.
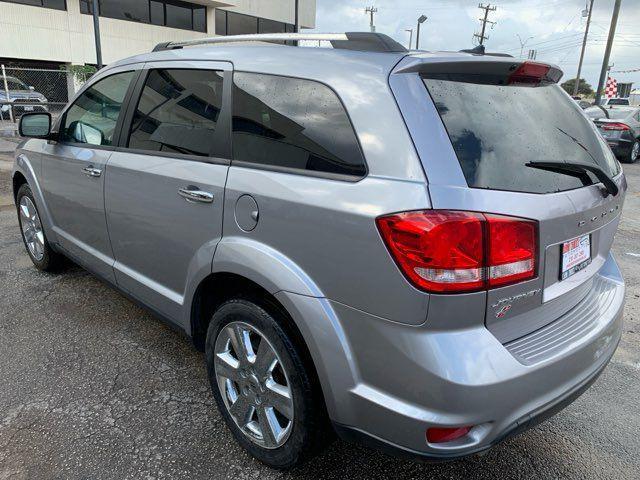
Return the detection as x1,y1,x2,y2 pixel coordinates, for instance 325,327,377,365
232,73,367,178
127,69,224,157
61,71,135,146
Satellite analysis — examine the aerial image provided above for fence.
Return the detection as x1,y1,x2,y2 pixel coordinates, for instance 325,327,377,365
1,65,91,131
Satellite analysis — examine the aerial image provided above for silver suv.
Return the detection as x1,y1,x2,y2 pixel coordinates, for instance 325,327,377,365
12,33,626,469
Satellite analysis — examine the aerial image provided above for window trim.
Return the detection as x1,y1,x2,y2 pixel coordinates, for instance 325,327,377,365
230,70,369,182
0,0,66,11
56,68,142,149
116,61,233,166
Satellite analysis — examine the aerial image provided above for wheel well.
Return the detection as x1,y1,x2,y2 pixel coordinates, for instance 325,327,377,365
191,272,328,412
12,172,27,202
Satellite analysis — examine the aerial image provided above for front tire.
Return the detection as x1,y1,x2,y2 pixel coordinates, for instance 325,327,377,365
205,298,330,469
16,184,64,271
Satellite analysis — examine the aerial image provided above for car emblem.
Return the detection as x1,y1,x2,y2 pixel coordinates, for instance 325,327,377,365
495,304,512,318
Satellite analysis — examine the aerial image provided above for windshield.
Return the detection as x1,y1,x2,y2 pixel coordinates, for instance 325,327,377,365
6,78,29,90
423,77,620,194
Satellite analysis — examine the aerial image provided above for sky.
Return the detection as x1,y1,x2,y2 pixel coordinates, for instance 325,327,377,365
310,0,640,93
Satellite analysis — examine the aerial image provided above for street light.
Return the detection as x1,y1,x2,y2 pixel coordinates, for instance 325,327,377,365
416,15,427,50
405,28,414,50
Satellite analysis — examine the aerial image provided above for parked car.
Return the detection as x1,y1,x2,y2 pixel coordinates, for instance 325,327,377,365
599,97,630,106
0,75,48,119
573,97,592,109
584,105,640,163
12,33,626,469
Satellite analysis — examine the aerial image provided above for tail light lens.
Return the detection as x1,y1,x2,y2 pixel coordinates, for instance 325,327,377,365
376,210,537,293
426,426,472,444
602,122,630,131
508,61,551,85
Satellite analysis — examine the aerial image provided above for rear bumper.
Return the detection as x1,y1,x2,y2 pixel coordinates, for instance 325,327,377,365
278,253,625,460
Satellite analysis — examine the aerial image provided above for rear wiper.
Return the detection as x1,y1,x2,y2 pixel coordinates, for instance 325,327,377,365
525,161,619,197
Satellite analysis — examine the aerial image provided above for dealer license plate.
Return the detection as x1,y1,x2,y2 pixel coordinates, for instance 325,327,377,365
560,235,591,280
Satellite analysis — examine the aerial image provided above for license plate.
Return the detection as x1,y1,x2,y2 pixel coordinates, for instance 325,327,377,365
560,235,591,280
23,106,34,111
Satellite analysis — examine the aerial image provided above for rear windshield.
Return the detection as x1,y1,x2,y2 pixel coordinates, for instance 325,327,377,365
423,77,620,194
607,98,628,105
604,109,633,120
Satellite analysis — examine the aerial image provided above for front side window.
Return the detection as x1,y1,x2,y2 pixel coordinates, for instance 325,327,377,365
61,71,134,146
127,69,224,157
232,73,366,178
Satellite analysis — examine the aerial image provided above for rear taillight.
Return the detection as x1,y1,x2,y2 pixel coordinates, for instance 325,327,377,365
376,210,537,293
508,61,551,85
602,122,630,131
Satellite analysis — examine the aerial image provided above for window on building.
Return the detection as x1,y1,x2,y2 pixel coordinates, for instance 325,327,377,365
127,69,224,158
61,71,135,146
215,10,295,36
80,0,206,32
232,73,367,178
1,0,66,10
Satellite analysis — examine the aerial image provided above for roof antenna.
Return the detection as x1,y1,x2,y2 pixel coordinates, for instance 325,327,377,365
460,44,485,55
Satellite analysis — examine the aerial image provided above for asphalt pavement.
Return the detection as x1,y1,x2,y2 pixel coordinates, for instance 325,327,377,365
0,139,639,479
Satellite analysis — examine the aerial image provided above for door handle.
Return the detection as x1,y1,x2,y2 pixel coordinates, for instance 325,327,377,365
178,186,214,204
82,166,102,178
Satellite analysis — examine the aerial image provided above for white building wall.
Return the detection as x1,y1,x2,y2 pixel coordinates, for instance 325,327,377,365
0,0,315,66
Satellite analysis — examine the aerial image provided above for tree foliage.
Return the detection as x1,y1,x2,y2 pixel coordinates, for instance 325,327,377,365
561,78,594,97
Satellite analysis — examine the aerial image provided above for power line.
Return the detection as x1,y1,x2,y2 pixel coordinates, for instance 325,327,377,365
473,3,497,46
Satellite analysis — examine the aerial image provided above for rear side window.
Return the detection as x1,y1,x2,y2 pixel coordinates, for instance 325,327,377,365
424,77,620,194
61,71,135,146
232,72,366,178
128,69,223,157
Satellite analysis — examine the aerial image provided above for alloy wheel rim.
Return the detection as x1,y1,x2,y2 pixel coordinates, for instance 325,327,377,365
214,321,294,449
632,141,639,162
19,196,45,261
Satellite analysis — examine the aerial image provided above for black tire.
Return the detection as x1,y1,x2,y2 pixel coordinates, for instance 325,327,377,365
629,139,640,164
205,298,331,469
16,183,64,272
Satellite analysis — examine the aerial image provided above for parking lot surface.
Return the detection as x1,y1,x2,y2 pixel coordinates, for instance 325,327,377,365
1,139,639,479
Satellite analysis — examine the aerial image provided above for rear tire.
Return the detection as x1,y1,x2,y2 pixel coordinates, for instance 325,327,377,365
205,298,331,469
16,184,64,272
629,139,639,163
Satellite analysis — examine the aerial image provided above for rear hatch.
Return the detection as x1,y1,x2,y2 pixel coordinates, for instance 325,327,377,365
390,54,626,342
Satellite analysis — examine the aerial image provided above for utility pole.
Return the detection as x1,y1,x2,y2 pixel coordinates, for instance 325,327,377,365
365,6,377,33
595,0,622,105
405,29,413,50
473,3,496,46
573,0,594,96
91,0,103,69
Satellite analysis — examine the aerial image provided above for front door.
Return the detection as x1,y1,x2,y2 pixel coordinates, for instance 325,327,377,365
105,62,231,324
40,68,138,281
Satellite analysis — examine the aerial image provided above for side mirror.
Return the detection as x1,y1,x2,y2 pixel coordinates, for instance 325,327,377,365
19,112,51,138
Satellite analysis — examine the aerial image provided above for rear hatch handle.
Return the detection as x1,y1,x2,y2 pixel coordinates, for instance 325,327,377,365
525,161,619,197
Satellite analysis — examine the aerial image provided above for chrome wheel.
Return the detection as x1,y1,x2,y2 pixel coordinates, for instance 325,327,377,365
19,196,44,261
632,141,639,162
214,321,294,449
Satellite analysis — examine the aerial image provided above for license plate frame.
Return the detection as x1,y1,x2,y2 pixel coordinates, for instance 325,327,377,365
560,234,592,281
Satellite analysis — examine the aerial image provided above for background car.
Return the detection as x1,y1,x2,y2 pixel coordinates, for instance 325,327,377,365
0,75,48,119
585,105,640,163
599,97,630,106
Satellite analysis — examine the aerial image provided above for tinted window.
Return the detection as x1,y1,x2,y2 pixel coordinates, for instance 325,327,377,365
165,3,191,29
101,0,148,22
232,73,366,177
258,18,285,33
424,78,620,194
128,69,224,157
2,0,66,10
61,71,135,146
215,9,226,35
193,6,206,32
227,11,258,35
150,0,164,25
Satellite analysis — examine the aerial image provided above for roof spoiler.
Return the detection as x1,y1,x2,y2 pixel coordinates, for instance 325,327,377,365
152,32,408,53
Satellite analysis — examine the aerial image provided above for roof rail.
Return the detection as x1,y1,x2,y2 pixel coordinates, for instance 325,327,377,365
152,32,408,53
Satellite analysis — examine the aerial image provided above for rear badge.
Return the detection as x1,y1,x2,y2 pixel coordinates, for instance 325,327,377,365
492,288,541,319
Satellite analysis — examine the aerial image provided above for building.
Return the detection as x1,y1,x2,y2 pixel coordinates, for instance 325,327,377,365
0,0,316,67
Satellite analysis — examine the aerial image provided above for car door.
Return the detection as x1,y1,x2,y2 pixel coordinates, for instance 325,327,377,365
105,61,231,324
40,66,139,282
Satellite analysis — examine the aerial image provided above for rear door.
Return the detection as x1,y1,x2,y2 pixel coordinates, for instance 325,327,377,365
105,61,231,323
390,56,626,342
40,67,138,281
